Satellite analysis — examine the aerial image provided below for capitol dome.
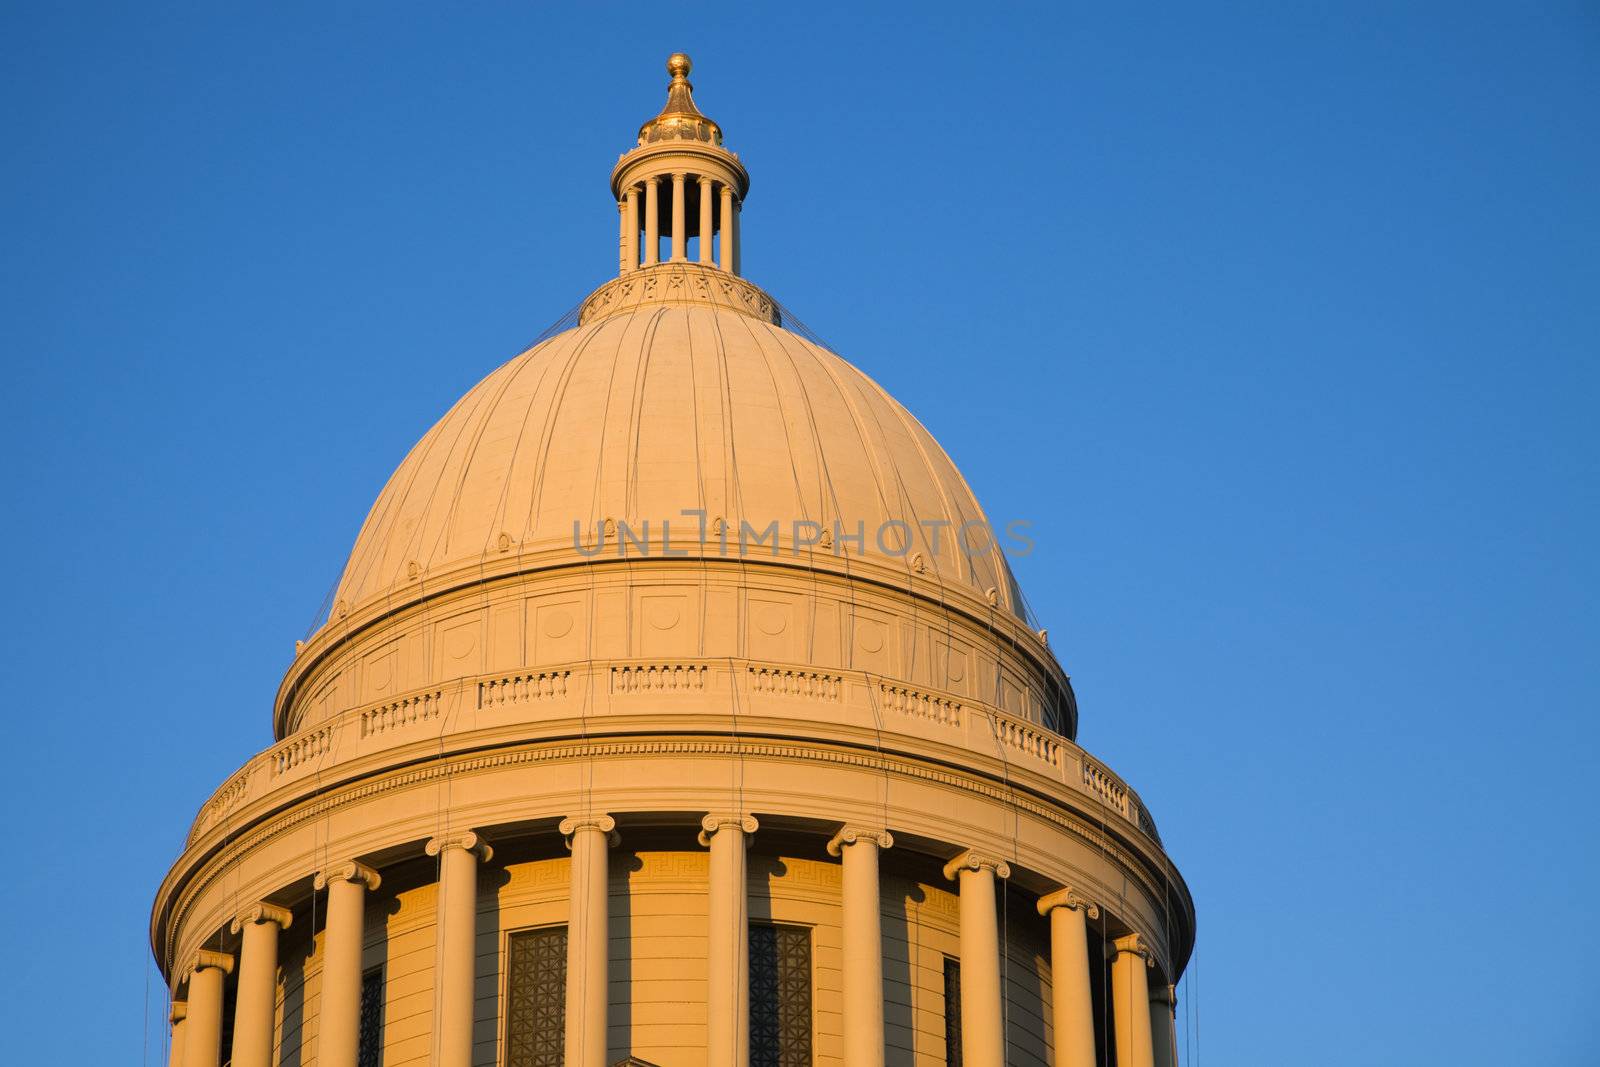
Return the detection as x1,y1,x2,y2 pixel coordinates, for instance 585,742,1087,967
155,54,1192,1067
330,296,1024,627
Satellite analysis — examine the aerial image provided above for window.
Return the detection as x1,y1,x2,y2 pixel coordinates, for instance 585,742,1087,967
358,965,384,1067
749,922,813,1067
506,926,568,1067
943,956,962,1066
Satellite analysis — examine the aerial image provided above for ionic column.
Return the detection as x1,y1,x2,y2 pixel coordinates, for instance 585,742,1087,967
229,903,293,1067
701,812,759,1067
1037,888,1099,1067
1150,983,1178,1067
828,826,894,1067
182,949,234,1067
623,184,640,273
1110,934,1157,1067
314,861,381,1067
698,176,715,263
719,183,734,272
427,832,493,1067
730,197,741,276
167,1001,187,1067
670,172,688,262
644,177,660,266
942,851,1010,1067
560,815,618,1067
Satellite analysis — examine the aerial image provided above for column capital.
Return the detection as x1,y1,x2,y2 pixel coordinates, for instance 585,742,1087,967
1151,983,1177,1009
698,173,714,185
698,812,759,846
186,948,235,978
170,1001,187,1024
230,901,293,934
671,170,688,180
826,824,893,856
314,859,381,892
942,849,1011,881
1037,886,1099,920
559,813,619,848
426,830,494,863
1110,933,1157,967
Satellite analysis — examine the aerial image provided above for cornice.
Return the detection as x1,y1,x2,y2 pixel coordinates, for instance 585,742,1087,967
156,734,1189,978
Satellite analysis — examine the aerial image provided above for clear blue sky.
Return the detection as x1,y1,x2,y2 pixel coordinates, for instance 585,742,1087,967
3,4,1595,1064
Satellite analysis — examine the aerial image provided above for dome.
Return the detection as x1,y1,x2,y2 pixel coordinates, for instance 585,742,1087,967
155,57,1191,1067
331,287,1025,622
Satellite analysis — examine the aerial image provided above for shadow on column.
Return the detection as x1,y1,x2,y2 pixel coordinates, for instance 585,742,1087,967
610,850,644,1063
276,927,313,1067
472,862,513,1067
1001,884,1049,1067
882,877,926,1067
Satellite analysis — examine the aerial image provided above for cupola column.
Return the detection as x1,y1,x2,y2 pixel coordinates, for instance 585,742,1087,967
167,1001,188,1067
702,813,759,1067
1150,983,1179,1067
1038,888,1100,1067
561,815,617,1067
1111,934,1158,1067
731,197,742,276
314,861,381,1067
623,184,640,273
644,177,661,266
181,949,234,1067
829,826,894,1066
427,832,493,1067
671,172,688,261
698,175,715,263
943,851,1010,1067
228,903,293,1067
617,200,630,275
720,183,735,272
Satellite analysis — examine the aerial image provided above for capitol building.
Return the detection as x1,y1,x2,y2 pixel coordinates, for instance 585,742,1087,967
152,55,1194,1067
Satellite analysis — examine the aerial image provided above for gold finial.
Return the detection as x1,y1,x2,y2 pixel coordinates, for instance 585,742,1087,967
636,51,721,146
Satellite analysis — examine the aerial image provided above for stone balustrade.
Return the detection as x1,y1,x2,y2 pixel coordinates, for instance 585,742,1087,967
188,655,1157,849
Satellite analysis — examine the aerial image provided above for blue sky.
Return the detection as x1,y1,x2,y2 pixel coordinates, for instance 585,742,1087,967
3,4,1596,1064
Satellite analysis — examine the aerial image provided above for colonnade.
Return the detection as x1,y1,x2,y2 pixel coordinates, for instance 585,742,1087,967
618,173,740,276
166,815,1178,1067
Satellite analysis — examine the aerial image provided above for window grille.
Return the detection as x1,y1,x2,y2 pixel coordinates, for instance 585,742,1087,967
357,965,384,1067
943,956,962,1066
506,926,568,1067
749,922,813,1067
